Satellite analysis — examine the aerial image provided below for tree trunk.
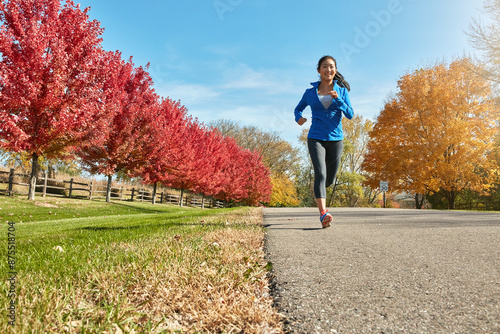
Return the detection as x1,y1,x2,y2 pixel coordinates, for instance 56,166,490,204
445,190,456,210
415,193,424,209
366,189,379,205
448,195,456,210
28,153,39,201
47,160,55,179
152,182,157,205
106,175,112,203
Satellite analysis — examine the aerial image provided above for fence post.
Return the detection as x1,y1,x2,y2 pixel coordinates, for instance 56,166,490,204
120,186,124,201
89,181,93,200
201,195,205,209
42,171,47,198
160,192,164,204
131,188,135,201
152,183,157,205
69,178,74,198
8,168,14,196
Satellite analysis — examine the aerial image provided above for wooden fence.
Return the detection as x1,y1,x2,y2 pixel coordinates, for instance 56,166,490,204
0,168,226,209
454,199,500,211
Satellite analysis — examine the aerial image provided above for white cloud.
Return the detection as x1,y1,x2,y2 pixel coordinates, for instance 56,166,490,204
155,82,222,106
220,63,299,95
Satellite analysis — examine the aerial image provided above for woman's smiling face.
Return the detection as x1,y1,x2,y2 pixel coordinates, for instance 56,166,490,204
317,58,337,82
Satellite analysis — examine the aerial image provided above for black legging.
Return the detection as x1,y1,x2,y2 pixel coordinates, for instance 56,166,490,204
307,139,343,199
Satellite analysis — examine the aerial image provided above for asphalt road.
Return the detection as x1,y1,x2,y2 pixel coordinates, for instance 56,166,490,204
264,208,500,334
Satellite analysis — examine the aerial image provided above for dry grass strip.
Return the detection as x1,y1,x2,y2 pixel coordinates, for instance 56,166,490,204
11,207,284,333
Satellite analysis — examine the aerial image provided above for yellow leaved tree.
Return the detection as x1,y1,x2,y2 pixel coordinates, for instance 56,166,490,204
362,58,500,209
269,172,300,207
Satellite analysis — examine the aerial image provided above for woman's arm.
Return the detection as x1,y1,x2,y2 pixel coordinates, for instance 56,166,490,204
335,88,354,119
294,91,308,123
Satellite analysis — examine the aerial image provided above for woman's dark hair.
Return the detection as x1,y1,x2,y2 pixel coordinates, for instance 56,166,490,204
317,55,351,92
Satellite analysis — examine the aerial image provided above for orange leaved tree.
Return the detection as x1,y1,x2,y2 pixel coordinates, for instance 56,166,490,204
362,58,500,209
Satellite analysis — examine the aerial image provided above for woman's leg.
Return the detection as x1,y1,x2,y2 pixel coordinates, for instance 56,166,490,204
309,139,343,215
315,197,327,214
307,139,328,214
325,140,344,189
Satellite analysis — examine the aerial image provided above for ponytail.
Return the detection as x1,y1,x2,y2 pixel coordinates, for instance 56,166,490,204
334,72,350,92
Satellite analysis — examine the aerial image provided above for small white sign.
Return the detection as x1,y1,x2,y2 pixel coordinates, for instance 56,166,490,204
380,181,389,192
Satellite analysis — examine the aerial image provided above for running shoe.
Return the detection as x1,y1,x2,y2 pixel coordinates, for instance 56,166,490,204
320,211,333,228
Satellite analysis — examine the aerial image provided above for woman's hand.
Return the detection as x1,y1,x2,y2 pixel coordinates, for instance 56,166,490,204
297,117,307,126
329,90,338,99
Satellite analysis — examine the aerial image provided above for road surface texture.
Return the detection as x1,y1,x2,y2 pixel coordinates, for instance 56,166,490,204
264,208,500,334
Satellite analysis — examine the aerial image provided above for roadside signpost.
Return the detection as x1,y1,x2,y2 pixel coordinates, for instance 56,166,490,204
380,181,388,208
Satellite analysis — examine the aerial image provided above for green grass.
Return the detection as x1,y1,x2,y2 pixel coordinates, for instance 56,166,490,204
0,196,283,333
0,195,200,222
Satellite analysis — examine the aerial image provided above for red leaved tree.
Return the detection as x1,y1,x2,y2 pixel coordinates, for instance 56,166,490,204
159,118,208,205
240,149,272,206
211,137,249,203
0,0,106,199
77,55,161,202
136,97,189,203
191,128,230,199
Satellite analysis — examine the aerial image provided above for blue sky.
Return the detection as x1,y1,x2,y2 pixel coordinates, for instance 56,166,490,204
77,0,487,147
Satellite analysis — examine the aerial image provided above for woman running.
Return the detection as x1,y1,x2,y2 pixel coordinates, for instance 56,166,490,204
294,55,354,228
